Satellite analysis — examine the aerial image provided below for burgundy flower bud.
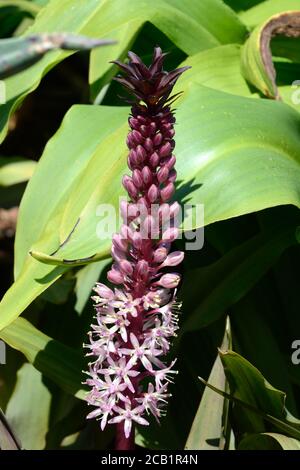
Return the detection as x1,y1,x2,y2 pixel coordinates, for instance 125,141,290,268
122,175,138,199
149,152,160,168
128,149,138,167
144,137,153,152
163,154,176,170
159,141,171,157
126,134,135,149
120,200,129,222
132,130,144,145
153,133,163,147
137,114,147,123
157,165,169,183
149,122,156,135
148,184,159,203
142,166,152,186
136,144,146,164
129,117,139,129
132,169,143,188
158,273,181,288
160,182,175,202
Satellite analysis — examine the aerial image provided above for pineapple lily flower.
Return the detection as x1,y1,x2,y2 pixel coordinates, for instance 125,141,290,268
84,47,189,450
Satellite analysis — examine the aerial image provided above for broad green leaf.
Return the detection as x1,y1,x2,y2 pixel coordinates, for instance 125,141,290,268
219,351,300,439
0,318,86,400
6,363,51,449
185,322,230,450
240,0,300,28
173,44,253,97
0,158,36,186
0,408,20,450
238,432,300,450
0,0,246,142
182,225,297,331
241,11,300,99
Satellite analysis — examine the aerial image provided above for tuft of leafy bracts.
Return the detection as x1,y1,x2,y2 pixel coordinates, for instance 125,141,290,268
84,47,189,448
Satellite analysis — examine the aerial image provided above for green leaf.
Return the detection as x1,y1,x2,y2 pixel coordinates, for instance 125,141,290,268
218,351,300,440
0,318,86,400
0,0,246,142
185,321,230,450
5,363,51,449
238,432,300,450
0,408,21,450
182,225,297,331
240,0,300,28
0,158,36,186
173,44,254,97
241,11,300,99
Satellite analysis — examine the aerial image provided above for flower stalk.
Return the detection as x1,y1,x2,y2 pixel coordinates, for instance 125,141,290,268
84,47,189,450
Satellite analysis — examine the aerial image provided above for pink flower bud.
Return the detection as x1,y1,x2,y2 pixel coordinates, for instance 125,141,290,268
111,245,126,262
158,273,181,288
122,175,138,199
170,201,181,218
119,259,133,276
132,231,142,249
136,145,146,164
159,142,171,157
160,182,175,202
107,268,124,285
160,251,184,268
168,169,177,183
153,247,168,263
163,155,176,170
113,233,127,252
162,227,179,242
158,203,171,222
132,169,143,188
148,184,159,203
120,224,134,241
157,165,169,183
142,166,152,186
